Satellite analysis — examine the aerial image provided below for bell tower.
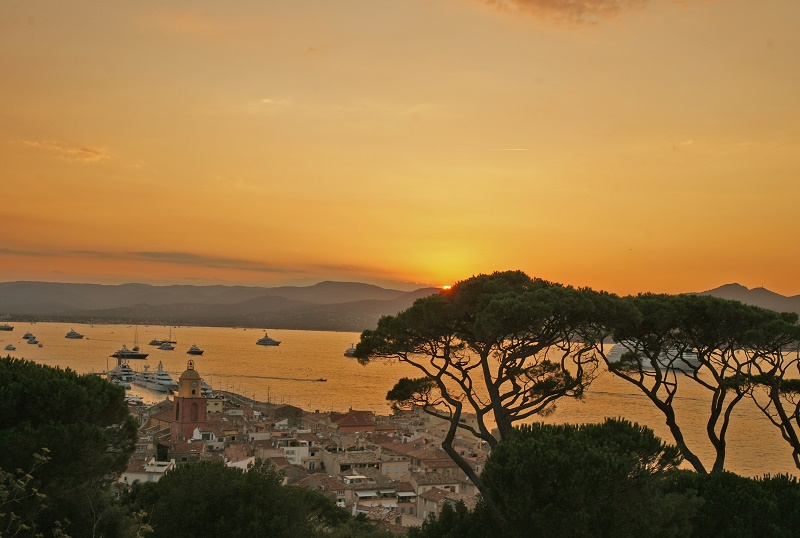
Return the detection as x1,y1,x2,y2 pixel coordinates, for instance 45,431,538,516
171,360,207,441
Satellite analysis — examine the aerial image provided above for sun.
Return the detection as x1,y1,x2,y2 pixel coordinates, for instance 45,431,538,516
442,285,452,290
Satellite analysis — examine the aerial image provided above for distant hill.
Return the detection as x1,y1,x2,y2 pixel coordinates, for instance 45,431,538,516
2,280,796,332
696,283,800,315
0,281,441,332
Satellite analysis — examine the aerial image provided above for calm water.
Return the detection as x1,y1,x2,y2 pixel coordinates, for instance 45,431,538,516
1,322,794,478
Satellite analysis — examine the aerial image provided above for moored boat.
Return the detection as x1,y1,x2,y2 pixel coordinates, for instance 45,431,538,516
344,344,357,357
65,329,84,339
256,331,281,346
0,324,13,331
4,344,15,351
133,361,178,393
22,332,33,340
158,342,175,350
111,345,149,360
27,336,39,344
187,344,204,355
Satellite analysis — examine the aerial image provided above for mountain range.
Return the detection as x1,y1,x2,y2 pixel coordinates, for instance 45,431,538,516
0,281,797,332
0,281,440,332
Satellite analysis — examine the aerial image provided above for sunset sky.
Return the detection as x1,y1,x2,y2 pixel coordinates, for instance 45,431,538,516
2,0,798,295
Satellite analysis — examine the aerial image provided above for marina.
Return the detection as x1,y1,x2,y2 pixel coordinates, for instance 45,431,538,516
0,320,797,478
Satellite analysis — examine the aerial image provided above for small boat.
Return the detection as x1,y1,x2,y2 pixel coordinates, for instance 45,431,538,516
256,331,281,346
111,345,149,360
4,344,15,351
22,332,33,340
344,344,357,357
38,343,43,347
27,337,39,344
125,394,144,406
65,329,84,339
187,344,204,355
148,339,164,346
158,342,175,350
0,324,13,331
200,380,213,397
316,378,327,382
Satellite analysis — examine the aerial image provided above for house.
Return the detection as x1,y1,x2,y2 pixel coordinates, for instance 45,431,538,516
120,455,176,485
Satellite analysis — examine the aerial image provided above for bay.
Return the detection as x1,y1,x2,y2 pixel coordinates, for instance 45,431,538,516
1,321,794,478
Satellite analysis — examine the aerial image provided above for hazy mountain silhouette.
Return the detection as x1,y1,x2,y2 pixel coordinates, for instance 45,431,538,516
696,283,800,315
0,281,441,332
1,280,797,332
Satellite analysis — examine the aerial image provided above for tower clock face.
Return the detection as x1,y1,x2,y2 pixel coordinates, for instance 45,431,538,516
192,381,197,387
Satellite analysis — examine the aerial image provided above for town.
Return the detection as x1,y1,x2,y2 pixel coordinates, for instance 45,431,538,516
123,360,484,533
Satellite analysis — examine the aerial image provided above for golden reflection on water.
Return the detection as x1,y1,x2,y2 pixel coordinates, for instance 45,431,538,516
1,321,794,478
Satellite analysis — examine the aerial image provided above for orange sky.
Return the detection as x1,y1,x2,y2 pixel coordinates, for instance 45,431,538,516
1,1,798,295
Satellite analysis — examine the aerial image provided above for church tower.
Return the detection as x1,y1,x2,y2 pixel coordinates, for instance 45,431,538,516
171,359,207,441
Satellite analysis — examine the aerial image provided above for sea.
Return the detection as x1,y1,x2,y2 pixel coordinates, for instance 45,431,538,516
1,321,795,478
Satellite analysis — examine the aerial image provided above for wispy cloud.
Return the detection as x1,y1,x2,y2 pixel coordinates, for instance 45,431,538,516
481,0,658,24
85,250,295,274
20,139,110,163
1,248,296,274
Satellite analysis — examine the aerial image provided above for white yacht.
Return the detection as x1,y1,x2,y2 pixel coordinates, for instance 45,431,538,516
256,331,281,346
22,332,33,340
344,343,357,357
0,323,13,331
107,360,135,383
27,336,39,344
158,342,175,350
133,361,178,393
4,344,15,351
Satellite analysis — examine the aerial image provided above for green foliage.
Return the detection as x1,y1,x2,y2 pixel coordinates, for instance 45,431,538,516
478,419,699,538
407,501,496,538
0,357,138,536
125,459,390,537
666,471,800,538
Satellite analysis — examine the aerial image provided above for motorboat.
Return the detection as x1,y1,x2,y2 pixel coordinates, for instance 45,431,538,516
4,344,15,351
0,324,13,331
133,362,178,393
344,344,357,357
256,331,281,346
27,337,39,344
158,342,175,350
111,345,149,360
125,394,144,406
187,344,204,355
22,332,33,340
65,329,84,339
149,339,164,346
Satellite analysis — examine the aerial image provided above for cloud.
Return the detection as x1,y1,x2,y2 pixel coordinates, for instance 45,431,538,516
1,248,296,274
481,0,654,24
20,139,110,162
